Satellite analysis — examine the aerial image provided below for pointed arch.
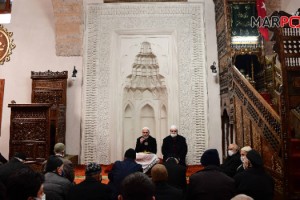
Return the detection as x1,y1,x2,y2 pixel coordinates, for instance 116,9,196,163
221,109,234,159
123,104,134,153
140,104,156,139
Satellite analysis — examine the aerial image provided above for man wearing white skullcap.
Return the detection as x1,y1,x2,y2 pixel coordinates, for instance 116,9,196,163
162,125,187,166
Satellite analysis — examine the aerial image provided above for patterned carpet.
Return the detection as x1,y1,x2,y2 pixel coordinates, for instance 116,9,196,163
74,164,203,184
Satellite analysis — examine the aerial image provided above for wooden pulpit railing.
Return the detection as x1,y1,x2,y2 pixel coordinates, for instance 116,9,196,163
231,65,285,197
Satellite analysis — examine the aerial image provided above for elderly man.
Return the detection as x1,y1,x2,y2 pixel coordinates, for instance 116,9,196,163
221,143,242,177
233,150,274,200
162,125,188,166
135,127,157,154
67,162,111,200
236,146,252,174
53,143,75,183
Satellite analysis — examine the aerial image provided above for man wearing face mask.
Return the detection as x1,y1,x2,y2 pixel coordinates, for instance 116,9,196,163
6,167,45,200
233,150,274,200
220,143,242,177
44,155,72,200
236,146,252,174
162,125,188,166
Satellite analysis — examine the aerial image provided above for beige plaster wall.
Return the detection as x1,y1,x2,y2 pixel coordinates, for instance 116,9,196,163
0,0,82,159
281,0,300,14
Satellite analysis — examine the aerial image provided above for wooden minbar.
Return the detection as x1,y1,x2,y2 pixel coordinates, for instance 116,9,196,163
31,70,68,149
8,103,52,162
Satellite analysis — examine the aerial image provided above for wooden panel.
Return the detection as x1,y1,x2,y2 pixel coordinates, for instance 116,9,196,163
0,79,4,136
0,0,11,14
8,104,52,162
31,70,68,151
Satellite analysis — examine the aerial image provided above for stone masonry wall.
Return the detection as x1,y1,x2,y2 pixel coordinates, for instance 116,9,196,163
51,0,83,56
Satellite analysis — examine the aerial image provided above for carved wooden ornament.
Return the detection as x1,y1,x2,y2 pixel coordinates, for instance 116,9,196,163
0,24,15,65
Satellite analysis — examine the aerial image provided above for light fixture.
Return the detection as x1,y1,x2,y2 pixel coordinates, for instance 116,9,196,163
72,66,77,81
210,61,217,76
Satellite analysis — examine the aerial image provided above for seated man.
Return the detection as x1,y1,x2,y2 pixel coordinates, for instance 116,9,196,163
151,164,183,200
163,157,187,193
233,150,274,200
236,146,252,174
108,148,143,200
42,143,75,183
0,152,29,185
44,155,72,200
187,149,235,200
118,172,155,200
221,143,242,177
135,127,157,154
135,127,159,173
6,168,45,200
0,153,7,165
162,125,188,166
53,143,75,183
67,162,112,200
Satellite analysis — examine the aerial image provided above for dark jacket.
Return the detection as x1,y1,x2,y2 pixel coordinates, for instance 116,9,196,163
135,135,157,154
44,172,72,200
42,155,75,183
108,158,143,200
0,153,7,165
56,155,75,183
154,181,184,200
220,152,242,177
236,164,245,175
162,135,188,165
187,165,235,200
163,160,187,192
67,176,112,200
234,167,274,200
0,157,29,185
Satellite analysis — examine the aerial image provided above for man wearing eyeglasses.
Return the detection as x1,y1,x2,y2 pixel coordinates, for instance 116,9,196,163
162,125,188,166
135,127,157,154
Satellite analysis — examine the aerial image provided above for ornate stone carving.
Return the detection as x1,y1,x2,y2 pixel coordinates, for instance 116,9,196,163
82,3,207,164
123,41,168,155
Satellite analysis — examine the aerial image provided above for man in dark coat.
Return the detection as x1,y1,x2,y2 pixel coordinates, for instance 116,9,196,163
6,167,45,200
162,125,188,166
187,149,235,200
151,164,184,200
0,152,29,185
234,150,274,200
135,127,157,154
53,143,75,183
220,143,242,177
0,153,7,165
163,157,187,193
108,148,143,200
44,155,72,200
67,162,111,200
119,172,155,200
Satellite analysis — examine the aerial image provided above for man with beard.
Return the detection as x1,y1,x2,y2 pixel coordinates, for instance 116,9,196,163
162,125,187,166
